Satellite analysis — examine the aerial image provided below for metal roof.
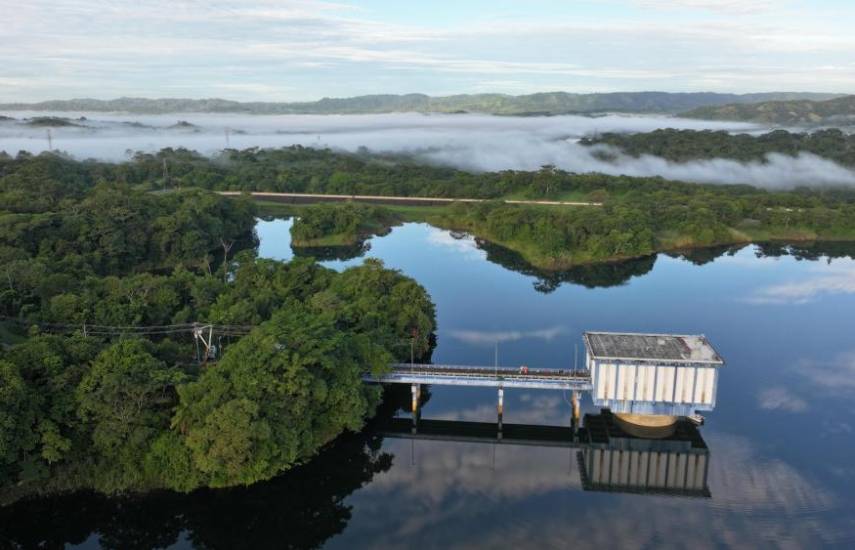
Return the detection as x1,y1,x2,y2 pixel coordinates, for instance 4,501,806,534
583,332,724,365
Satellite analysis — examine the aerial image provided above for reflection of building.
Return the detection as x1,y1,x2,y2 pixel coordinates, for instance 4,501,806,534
376,408,712,498
578,410,710,498
584,332,724,417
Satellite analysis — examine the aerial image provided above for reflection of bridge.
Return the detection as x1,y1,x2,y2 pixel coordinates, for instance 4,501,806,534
376,411,712,498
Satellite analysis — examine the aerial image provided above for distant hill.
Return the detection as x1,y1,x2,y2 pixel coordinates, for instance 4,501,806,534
0,92,841,116
682,95,855,125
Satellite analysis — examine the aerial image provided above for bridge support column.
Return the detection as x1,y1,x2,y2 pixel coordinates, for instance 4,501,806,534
497,387,504,436
571,391,580,430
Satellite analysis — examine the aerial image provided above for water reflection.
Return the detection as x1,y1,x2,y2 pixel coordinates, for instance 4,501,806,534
376,409,712,498
0,424,391,550
474,238,657,292
6,223,855,548
292,241,371,262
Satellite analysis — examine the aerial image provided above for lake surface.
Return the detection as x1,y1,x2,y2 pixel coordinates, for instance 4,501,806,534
4,219,855,549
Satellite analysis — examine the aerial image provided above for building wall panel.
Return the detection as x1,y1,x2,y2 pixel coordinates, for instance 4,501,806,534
655,366,675,402
607,364,617,400
636,366,656,401
639,452,650,487
693,368,716,405
592,449,602,483
618,364,636,400
675,367,697,404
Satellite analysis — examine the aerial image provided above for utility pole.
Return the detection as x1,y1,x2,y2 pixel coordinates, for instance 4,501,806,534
46,129,52,151
494,341,498,378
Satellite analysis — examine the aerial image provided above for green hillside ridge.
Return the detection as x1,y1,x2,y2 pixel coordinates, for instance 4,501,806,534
682,95,855,125
0,92,841,116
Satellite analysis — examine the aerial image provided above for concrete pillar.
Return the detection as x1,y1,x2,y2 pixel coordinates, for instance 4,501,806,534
571,391,581,430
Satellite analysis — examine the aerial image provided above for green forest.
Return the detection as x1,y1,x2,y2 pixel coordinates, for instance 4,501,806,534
3,139,855,499
5,145,855,270
290,203,398,247
0,164,436,500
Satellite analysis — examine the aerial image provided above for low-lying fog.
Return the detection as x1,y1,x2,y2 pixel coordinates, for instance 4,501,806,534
2,112,854,189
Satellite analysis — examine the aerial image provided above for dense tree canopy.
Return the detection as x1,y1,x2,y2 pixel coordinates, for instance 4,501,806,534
0,166,436,499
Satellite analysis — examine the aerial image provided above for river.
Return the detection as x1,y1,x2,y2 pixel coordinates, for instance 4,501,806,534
3,218,855,548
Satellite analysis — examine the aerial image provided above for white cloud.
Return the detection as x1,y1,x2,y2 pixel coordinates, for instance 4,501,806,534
757,387,808,412
796,351,855,393
447,326,567,346
748,266,855,304
634,0,778,14
1,1,855,100
425,228,486,260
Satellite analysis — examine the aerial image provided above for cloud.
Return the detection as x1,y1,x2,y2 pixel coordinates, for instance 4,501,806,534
747,265,855,304
3,1,855,99
634,0,777,14
447,326,567,346
425,228,486,260
795,351,855,394
757,387,808,412
341,429,840,548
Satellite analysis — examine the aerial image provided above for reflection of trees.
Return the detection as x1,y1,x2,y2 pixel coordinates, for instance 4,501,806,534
664,244,746,266
478,237,855,292
474,238,657,293
292,241,371,262
0,421,393,550
754,241,855,262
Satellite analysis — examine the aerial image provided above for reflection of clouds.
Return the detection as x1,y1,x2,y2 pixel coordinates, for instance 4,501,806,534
335,430,844,549
757,387,808,413
705,433,835,515
447,326,567,345
425,228,486,260
434,394,567,425
747,265,855,304
795,351,855,394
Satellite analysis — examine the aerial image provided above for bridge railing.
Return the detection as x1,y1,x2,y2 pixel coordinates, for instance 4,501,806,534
385,363,591,381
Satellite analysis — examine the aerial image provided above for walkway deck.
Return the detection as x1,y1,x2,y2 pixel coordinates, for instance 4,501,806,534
364,363,592,390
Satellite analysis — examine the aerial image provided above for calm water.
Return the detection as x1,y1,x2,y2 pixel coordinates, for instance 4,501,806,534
4,219,855,549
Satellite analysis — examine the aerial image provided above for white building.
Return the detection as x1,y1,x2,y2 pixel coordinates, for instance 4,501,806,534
583,332,725,417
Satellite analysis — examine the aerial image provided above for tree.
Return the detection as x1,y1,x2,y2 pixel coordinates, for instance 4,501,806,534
76,340,185,459
173,305,389,487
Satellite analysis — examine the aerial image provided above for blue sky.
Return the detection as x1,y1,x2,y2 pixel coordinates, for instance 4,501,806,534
1,0,853,101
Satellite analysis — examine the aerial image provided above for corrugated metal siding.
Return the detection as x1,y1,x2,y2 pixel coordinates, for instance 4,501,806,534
655,366,675,402
591,359,719,414
618,364,636,400
582,449,708,494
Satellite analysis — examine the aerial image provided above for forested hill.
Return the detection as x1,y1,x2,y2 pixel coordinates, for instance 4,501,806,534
682,95,855,125
0,156,437,498
580,128,855,167
0,91,840,115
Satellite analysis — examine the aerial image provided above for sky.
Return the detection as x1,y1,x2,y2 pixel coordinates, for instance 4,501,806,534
1,0,854,102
